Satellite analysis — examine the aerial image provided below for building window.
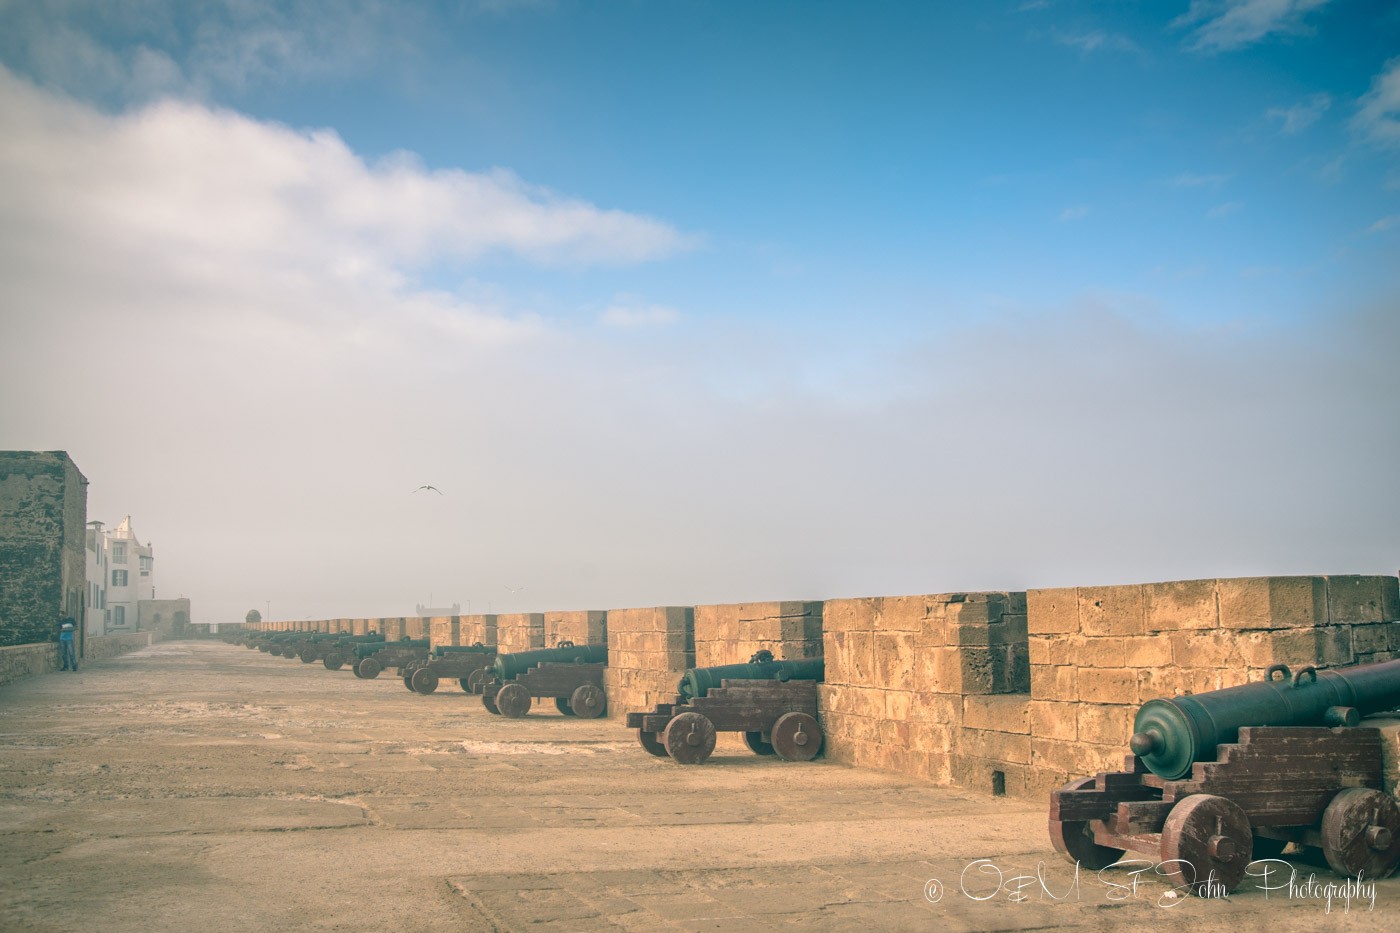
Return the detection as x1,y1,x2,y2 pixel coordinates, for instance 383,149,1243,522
112,542,127,563
139,555,152,576
114,606,125,626
112,569,128,587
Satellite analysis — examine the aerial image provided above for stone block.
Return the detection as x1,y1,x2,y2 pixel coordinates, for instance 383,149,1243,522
1077,668,1137,705
1030,664,1077,701
910,722,954,754
1030,737,1081,775
1079,586,1146,637
1312,625,1355,667
1120,636,1172,668
963,695,1031,734
911,692,961,725
885,689,912,722
872,632,916,690
1170,631,1243,670
1218,576,1327,630
1352,623,1394,656
1326,576,1387,623
1144,578,1218,632
822,598,873,633
1028,700,1077,741
1028,636,1053,666
876,595,927,631
951,592,1010,625
1384,577,1400,622
1076,704,1134,747
1077,636,1127,668
961,728,1031,765
1027,588,1078,635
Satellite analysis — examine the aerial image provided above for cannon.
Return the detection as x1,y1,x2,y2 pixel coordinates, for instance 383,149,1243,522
400,644,498,694
355,638,430,679
626,652,826,765
1049,659,1400,896
321,634,385,670
479,642,608,718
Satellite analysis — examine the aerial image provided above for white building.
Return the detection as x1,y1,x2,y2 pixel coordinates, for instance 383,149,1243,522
85,516,155,634
84,520,108,635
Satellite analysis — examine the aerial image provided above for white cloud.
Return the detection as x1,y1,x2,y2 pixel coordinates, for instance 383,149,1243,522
599,304,682,327
1354,58,1400,148
1207,201,1243,218
1266,92,1331,134
1058,205,1089,221
0,68,691,288
1173,0,1333,52
1052,30,1140,54
1367,215,1399,234
0,0,413,102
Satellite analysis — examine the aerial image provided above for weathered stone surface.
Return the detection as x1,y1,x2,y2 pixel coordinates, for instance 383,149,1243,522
0,451,87,648
1218,576,1327,630
1026,588,1077,635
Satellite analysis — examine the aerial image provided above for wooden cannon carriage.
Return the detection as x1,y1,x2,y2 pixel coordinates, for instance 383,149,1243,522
354,638,429,679
400,644,498,694
626,653,826,765
1050,660,1400,895
479,643,608,719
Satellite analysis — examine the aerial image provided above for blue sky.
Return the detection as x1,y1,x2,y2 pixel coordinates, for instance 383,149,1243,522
1,1,1397,620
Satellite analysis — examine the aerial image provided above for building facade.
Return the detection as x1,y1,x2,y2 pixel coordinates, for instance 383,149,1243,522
100,516,155,633
0,451,88,648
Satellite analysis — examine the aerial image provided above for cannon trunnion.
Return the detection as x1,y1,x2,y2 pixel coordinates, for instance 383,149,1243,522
1050,658,1400,896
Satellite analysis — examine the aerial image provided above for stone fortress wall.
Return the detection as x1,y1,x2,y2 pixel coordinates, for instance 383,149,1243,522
244,572,1400,800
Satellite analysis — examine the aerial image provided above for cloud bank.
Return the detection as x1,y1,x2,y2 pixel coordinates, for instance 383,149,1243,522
1,67,1396,625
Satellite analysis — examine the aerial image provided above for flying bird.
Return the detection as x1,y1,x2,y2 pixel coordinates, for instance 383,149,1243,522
504,584,526,593
411,485,443,495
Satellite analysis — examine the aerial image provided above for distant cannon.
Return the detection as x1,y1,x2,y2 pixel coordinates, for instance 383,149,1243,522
400,644,498,694
480,642,608,719
355,638,430,679
1050,658,1400,896
627,652,826,765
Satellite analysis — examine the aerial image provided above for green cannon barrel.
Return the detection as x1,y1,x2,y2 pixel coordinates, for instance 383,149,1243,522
1130,657,1400,780
679,657,825,700
493,644,607,682
433,644,495,658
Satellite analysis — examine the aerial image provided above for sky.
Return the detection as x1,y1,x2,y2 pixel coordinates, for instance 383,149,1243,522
0,0,1397,623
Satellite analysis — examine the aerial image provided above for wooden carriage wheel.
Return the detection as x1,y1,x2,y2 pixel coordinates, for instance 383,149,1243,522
356,657,382,679
1048,777,1127,871
662,712,716,764
411,667,440,695
1320,788,1400,879
637,729,668,757
770,712,822,762
555,697,575,715
569,684,606,719
496,682,532,718
1159,794,1253,896
466,669,487,694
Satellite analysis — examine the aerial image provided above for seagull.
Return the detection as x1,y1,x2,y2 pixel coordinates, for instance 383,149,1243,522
411,485,443,495
504,584,526,593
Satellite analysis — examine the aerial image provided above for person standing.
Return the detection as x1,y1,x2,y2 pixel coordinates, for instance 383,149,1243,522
58,617,78,672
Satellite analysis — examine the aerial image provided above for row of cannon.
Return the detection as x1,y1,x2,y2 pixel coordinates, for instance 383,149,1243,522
226,629,825,764
225,627,1400,896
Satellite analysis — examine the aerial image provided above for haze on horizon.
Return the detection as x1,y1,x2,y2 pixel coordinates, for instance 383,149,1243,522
1,1,1397,624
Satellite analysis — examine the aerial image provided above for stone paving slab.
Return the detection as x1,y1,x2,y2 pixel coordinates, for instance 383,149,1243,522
0,641,1397,931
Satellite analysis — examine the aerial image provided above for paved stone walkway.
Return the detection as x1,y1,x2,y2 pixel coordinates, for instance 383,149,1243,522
0,641,1395,931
